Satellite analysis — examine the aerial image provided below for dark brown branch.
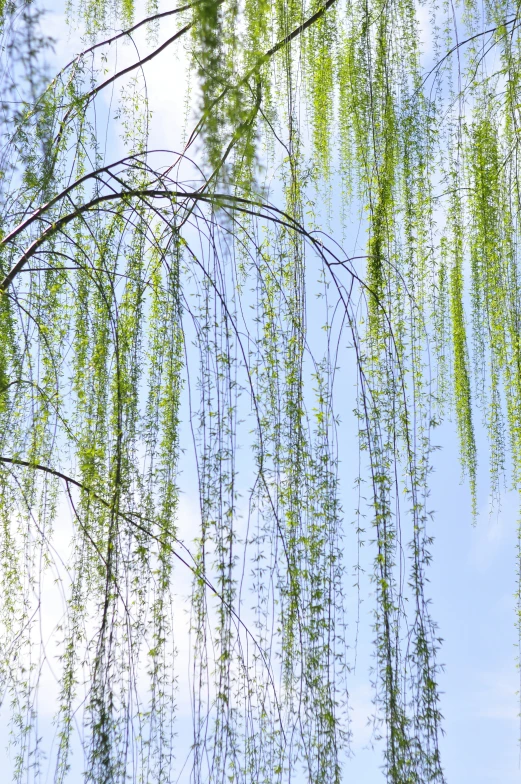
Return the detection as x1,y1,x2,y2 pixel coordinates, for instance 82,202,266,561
263,0,337,60
0,188,303,289
0,453,286,739
58,2,197,73
53,23,193,151
0,454,221,604
181,0,338,155
81,23,193,102
420,15,520,90
0,184,364,290
0,153,155,250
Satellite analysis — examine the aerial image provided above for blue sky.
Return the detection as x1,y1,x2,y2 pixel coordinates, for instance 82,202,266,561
1,0,520,780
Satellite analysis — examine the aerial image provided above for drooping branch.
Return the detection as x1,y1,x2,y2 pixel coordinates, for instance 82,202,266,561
0,453,287,737
181,0,339,156
1,184,349,289
51,21,194,151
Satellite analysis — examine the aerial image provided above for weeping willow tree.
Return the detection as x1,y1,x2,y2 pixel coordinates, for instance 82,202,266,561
0,0,520,778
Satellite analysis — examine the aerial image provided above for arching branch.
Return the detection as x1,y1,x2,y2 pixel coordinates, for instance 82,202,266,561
0,453,287,740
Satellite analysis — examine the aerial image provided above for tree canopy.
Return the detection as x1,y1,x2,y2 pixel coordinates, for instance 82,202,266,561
0,0,519,779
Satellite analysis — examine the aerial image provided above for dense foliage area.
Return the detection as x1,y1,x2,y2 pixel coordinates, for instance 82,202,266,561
0,0,520,779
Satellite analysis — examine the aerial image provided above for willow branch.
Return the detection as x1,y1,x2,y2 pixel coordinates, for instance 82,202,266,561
0,186,325,289
0,184,363,290
83,23,192,99
0,152,172,251
181,0,338,155
0,453,286,740
53,21,194,150
58,2,197,72
420,14,520,90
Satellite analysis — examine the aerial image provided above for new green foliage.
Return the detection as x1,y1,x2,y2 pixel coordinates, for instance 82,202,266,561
0,0,521,780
